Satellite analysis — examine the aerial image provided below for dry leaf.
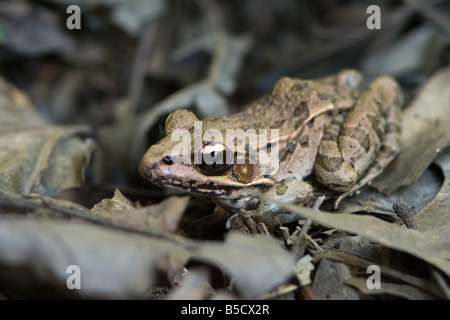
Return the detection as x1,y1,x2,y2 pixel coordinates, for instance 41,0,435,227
91,189,190,233
312,259,358,300
0,76,95,196
91,188,135,213
193,232,295,298
274,201,450,278
415,149,450,232
340,163,441,219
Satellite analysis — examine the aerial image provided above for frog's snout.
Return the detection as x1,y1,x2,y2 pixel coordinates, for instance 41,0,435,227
138,146,162,183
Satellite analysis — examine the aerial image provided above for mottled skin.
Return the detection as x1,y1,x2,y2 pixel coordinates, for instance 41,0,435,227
139,70,401,227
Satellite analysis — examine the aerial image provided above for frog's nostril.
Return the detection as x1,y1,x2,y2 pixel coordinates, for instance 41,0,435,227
163,155,173,164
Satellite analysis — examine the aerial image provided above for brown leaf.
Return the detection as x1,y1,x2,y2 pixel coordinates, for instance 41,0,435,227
91,188,135,213
415,149,450,232
0,76,94,196
273,200,450,278
91,189,189,233
340,164,441,219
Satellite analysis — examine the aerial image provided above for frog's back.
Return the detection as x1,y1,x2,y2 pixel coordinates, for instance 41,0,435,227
236,76,358,136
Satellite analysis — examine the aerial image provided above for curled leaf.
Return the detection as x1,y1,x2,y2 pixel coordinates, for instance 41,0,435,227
91,189,189,233
91,188,135,213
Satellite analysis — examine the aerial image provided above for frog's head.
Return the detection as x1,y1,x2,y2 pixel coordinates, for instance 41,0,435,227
138,109,276,211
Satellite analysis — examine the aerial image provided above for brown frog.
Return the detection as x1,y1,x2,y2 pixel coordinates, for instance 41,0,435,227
139,70,401,227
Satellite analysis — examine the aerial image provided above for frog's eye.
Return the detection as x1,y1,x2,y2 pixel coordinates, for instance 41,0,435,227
195,142,233,176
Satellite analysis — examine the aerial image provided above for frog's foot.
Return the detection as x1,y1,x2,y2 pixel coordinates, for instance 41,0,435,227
251,179,315,228
228,195,325,236
226,180,316,232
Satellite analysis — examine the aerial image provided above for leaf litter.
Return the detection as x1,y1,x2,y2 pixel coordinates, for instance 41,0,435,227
0,0,450,300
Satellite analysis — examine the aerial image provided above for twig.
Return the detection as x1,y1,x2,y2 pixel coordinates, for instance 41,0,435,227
292,196,325,259
392,202,418,229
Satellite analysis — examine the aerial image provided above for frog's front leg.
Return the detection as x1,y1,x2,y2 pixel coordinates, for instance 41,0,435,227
314,76,401,208
247,179,314,229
